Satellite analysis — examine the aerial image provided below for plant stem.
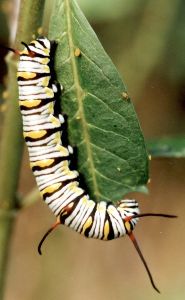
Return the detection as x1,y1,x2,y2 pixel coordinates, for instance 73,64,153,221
0,0,46,298
22,188,40,208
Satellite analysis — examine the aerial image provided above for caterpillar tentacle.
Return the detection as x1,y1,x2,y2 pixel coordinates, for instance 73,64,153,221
38,219,60,255
128,233,160,294
16,37,176,293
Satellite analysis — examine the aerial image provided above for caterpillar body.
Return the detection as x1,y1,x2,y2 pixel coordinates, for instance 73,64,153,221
17,37,139,239
11,37,176,293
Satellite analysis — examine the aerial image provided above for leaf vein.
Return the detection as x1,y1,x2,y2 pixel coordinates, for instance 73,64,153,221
90,142,131,168
87,92,127,121
87,123,130,142
72,13,124,92
65,0,101,199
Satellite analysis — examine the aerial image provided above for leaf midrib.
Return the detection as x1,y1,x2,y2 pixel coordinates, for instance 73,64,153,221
65,0,100,200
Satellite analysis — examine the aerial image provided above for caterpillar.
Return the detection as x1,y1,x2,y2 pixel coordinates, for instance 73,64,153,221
6,37,176,293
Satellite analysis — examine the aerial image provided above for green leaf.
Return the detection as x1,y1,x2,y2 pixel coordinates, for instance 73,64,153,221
147,136,185,158
48,0,148,202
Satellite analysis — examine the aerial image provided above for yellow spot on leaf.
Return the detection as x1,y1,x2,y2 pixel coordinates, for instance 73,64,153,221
122,92,129,100
74,48,81,57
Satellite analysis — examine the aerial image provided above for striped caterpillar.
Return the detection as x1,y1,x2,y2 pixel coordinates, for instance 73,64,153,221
7,37,176,293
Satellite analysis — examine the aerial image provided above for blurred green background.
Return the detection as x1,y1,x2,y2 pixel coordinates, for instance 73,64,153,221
0,0,184,299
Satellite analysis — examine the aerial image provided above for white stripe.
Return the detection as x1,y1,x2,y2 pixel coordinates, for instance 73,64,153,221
23,45,48,56
20,104,54,115
88,206,98,238
38,172,78,190
23,114,49,123
18,60,47,70
45,182,76,203
108,205,125,237
19,85,47,95
18,77,50,86
97,202,107,239
40,38,51,49
25,132,57,146
29,151,68,162
78,200,95,232
23,122,60,131
50,188,84,216
19,92,53,100
63,194,88,227
28,144,58,154
36,170,68,185
33,161,68,176
19,56,49,64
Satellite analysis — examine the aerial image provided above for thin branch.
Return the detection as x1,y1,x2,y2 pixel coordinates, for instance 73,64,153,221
0,0,46,298
22,188,40,208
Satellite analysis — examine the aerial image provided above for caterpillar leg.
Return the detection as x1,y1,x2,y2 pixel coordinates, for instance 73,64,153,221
52,83,58,93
